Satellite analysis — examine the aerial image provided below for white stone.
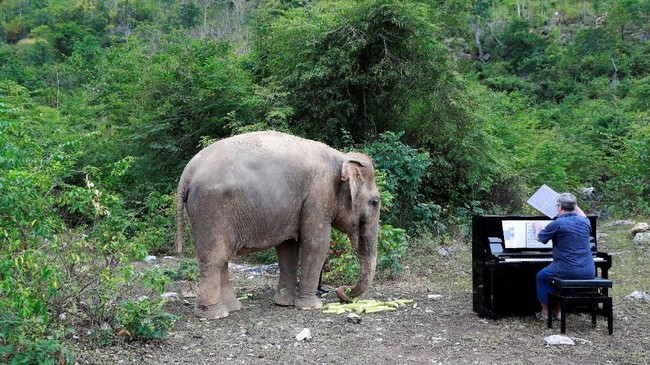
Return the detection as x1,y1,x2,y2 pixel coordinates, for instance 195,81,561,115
346,313,362,324
161,292,180,301
626,290,650,301
604,220,635,227
543,335,575,346
295,328,312,341
633,232,650,245
631,222,649,234
143,255,157,263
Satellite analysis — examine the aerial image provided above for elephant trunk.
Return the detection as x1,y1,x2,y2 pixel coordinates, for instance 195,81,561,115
336,230,378,302
349,244,377,298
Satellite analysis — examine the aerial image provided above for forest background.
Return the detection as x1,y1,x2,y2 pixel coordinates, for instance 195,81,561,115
0,0,648,363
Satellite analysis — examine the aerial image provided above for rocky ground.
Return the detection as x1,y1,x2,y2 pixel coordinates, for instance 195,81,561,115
74,220,650,365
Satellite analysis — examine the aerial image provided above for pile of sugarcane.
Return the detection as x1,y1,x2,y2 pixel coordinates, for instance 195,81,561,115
321,299,414,314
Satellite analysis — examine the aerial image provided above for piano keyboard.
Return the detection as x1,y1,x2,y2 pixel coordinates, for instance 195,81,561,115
501,257,607,263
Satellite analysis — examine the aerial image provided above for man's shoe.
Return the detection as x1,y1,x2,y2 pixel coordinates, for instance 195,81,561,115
535,312,548,321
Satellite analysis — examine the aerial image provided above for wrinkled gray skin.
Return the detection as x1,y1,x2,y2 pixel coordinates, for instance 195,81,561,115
176,131,380,319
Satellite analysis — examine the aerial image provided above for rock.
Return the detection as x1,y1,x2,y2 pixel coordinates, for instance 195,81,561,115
604,220,635,227
143,255,157,263
543,335,575,346
437,247,448,256
228,263,280,276
633,232,650,245
242,263,280,276
427,294,443,300
631,222,649,235
581,187,596,199
346,313,362,324
295,328,312,342
161,292,180,301
626,291,650,301
228,263,247,271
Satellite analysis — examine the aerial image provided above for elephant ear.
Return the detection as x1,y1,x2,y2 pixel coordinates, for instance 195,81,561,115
341,159,365,203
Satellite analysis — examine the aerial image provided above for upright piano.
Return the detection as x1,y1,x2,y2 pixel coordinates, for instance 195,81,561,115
472,215,612,318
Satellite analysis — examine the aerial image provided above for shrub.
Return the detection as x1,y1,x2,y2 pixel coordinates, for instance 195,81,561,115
116,298,178,341
0,82,178,363
362,131,435,233
376,224,408,277
0,81,75,363
325,230,359,284
164,260,199,282
141,267,173,295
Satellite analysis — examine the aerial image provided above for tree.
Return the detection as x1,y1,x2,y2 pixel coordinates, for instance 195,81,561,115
179,2,200,28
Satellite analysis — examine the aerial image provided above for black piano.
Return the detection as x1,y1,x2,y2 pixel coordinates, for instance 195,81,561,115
472,215,612,318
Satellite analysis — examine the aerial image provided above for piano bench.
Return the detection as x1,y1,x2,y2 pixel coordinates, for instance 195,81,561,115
547,277,613,335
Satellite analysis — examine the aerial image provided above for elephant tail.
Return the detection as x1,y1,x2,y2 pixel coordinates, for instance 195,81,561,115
176,180,188,255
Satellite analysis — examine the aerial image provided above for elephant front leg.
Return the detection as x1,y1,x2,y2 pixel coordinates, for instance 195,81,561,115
195,260,230,319
294,235,329,310
274,240,299,306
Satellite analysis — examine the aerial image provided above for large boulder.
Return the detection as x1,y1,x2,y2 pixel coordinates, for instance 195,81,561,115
631,222,649,235
633,232,650,246
631,222,650,245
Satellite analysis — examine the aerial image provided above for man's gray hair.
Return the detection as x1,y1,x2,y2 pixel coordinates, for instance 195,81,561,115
557,193,577,211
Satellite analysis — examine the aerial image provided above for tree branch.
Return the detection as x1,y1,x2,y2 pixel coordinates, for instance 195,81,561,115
479,16,502,46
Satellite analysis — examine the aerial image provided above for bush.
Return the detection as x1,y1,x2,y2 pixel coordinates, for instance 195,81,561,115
0,336,72,365
0,81,178,363
376,224,408,277
116,298,178,341
362,131,435,233
164,260,199,282
0,81,75,363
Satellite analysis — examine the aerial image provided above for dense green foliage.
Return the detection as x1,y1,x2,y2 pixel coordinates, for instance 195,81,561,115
1,0,648,362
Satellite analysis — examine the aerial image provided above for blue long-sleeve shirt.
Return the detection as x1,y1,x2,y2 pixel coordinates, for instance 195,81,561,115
538,212,595,278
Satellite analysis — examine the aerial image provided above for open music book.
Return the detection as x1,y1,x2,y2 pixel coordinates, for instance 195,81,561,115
502,220,553,249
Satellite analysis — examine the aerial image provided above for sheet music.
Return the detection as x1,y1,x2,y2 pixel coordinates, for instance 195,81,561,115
527,184,560,218
503,220,552,249
525,222,552,248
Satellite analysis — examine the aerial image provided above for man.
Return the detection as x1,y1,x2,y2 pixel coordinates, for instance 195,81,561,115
533,193,595,320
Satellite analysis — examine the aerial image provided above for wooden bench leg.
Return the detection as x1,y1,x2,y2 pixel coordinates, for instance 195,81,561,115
607,297,613,335
591,304,597,328
560,297,567,334
547,293,554,329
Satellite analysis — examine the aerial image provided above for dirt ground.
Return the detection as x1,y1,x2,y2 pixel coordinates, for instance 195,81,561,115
74,222,650,365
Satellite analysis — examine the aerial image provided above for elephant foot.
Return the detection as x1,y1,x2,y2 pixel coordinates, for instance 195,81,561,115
274,288,296,307
294,295,322,310
195,303,229,320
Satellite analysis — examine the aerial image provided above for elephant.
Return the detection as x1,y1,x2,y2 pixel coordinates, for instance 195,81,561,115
175,131,381,319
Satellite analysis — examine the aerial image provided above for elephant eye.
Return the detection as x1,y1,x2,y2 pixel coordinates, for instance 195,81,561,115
370,197,380,207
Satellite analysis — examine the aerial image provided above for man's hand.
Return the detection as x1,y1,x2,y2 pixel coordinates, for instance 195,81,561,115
533,222,543,241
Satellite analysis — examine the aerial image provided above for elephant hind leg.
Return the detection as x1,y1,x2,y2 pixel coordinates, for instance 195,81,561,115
274,240,299,306
195,274,229,319
220,264,242,312
195,247,230,319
